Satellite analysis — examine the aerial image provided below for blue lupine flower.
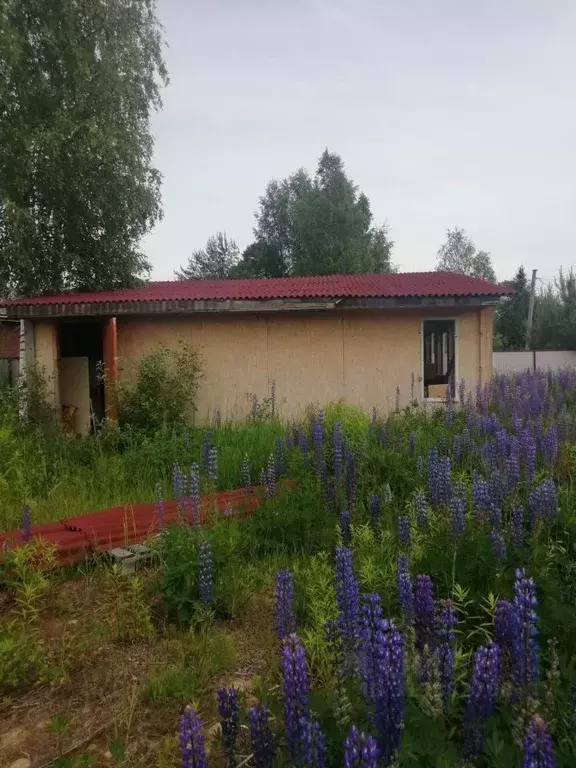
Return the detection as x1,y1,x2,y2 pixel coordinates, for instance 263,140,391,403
523,715,555,768
490,528,507,564
511,569,539,698
528,479,557,526
339,508,351,545
472,472,490,523
198,539,213,607
414,493,429,530
190,463,200,526
333,421,343,480
281,634,310,763
452,434,461,463
274,437,285,477
217,687,239,767
369,494,381,529
19,504,32,543
356,594,404,765
427,448,451,506
521,430,537,482
300,718,326,768
397,515,411,547
266,453,276,498
249,704,274,768
463,642,500,758
510,504,525,548
241,454,252,494
408,432,416,456
275,569,296,641
179,707,207,768
397,554,414,625
207,446,218,486
414,574,435,650
343,726,379,768
542,424,558,467
437,599,457,707
172,462,185,500
335,547,361,660
494,598,514,649
223,502,233,518
346,449,356,510
449,496,465,538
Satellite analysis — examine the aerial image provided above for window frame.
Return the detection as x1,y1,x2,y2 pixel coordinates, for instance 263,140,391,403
420,318,458,401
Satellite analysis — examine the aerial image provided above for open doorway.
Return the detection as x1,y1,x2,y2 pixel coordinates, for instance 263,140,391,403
58,320,105,433
422,319,456,399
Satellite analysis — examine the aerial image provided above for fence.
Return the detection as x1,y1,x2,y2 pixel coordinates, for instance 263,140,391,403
493,350,576,373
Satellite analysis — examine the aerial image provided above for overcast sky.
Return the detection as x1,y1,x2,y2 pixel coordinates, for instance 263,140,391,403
143,0,576,285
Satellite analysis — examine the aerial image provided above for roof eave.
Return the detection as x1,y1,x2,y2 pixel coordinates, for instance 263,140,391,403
4,293,508,320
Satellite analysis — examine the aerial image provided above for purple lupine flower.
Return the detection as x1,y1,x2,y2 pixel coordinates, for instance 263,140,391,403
542,424,558,467
369,494,381,529
201,431,212,472
19,504,32,543
179,707,207,768
153,485,165,532
172,462,185,500
416,455,424,475
207,445,218,488
427,448,451,507
251,393,259,419
343,726,379,768
511,569,539,698
490,528,507,564
335,547,361,659
397,515,411,547
275,569,295,641
345,449,356,510
528,479,557,527
408,432,416,456
274,436,285,477
414,574,435,651
521,430,537,482
472,472,490,524
311,415,324,458
506,437,521,489
301,719,326,768
437,600,457,707
509,504,524,548
249,704,274,768
449,496,465,539
357,597,404,765
494,598,514,649
452,435,461,464
523,715,555,768
241,454,252,495
281,634,310,763
397,554,414,625
333,421,343,480
463,642,500,758
217,687,239,766
340,508,351,545
223,502,233,518
190,463,200,526
265,453,276,498
414,493,429,530
198,539,213,607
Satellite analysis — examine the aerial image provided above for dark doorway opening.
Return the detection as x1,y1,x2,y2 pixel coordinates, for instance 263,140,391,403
423,319,456,398
58,320,105,428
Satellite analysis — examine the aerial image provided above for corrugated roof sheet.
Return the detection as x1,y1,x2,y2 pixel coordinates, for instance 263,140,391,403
3,271,511,308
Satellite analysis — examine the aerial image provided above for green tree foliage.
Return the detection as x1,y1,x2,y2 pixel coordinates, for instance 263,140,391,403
235,150,394,277
435,227,496,282
176,232,240,280
0,0,167,296
532,269,576,350
495,266,530,350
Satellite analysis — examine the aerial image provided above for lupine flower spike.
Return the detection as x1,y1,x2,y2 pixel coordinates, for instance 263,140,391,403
179,707,207,768
343,725,379,768
281,634,310,763
217,687,239,768
198,539,213,607
523,715,555,768
249,704,274,768
275,569,296,641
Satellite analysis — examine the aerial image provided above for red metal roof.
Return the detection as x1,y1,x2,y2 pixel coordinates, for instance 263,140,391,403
3,272,511,308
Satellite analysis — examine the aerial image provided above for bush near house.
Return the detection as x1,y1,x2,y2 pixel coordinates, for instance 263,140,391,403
0,374,576,766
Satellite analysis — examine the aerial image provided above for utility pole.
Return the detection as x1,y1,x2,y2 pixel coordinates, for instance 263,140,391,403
524,268,538,351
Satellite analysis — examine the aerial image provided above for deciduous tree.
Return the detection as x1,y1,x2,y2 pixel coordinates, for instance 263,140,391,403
436,227,496,282
176,232,240,280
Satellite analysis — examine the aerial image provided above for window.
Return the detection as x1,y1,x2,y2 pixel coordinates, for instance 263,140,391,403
0,358,19,388
423,320,455,398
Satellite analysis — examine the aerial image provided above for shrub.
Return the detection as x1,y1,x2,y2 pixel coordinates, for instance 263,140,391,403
115,342,203,432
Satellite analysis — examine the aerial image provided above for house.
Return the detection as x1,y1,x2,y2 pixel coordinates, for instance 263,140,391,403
2,272,511,433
